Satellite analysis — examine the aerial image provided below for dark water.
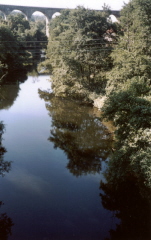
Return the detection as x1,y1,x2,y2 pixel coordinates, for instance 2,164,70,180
1,73,151,240
0,74,119,240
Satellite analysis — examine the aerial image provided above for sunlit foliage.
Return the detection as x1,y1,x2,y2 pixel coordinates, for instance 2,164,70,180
102,0,151,187
45,6,117,101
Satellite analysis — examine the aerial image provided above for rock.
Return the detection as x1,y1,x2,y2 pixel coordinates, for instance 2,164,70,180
93,96,107,110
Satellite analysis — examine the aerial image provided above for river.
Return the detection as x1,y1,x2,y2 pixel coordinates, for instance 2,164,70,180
1,72,150,240
0,72,120,240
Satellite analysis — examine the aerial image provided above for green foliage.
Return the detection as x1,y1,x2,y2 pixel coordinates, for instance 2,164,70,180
102,0,151,187
103,88,151,138
24,27,47,60
0,25,28,73
0,14,47,106
30,16,46,34
8,14,30,34
102,84,151,186
6,13,47,61
45,7,116,101
106,0,151,94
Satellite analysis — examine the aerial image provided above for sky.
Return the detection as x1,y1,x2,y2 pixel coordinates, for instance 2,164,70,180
0,0,130,10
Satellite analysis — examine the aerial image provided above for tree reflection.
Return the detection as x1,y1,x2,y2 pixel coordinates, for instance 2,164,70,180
0,202,14,240
0,84,20,110
0,122,14,239
39,90,113,176
100,159,151,240
0,122,11,176
0,69,28,110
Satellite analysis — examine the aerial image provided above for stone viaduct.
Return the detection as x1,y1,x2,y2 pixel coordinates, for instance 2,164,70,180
0,4,120,36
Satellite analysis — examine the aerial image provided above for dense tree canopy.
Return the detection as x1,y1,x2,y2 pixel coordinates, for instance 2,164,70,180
8,14,30,34
102,0,151,187
106,0,151,94
0,13,48,80
45,6,117,101
0,13,48,109
7,14,47,61
39,1,151,187
101,0,151,228
0,25,28,76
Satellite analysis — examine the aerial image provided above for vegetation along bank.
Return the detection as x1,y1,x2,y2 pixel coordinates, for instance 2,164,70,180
41,0,151,189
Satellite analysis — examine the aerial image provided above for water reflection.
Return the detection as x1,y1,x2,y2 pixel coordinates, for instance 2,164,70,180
39,91,113,176
0,122,11,175
0,122,14,239
2,69,28,84
0,70,28,110
27,67,39,83
100,158,151,240
0,202,14,240
0,84,20,110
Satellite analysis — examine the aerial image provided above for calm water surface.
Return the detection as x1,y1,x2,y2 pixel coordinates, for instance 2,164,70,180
0,74,118,240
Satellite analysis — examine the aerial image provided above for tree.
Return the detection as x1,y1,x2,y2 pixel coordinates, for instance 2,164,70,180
7,14,30,35
45,6,117,101
30,15,46,34
102,88,151,186
106,0,151,94
24,26,47,60
102,0,151,187
0,25,28,74
7,13,47,61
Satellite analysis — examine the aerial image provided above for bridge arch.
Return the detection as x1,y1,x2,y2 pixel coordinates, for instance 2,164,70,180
31,11,49,36
31,11,48,20
9,10,28,20
109,14,119,23
52,12,61,19
0,10,6,20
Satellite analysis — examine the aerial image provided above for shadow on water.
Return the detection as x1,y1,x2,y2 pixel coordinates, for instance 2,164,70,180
0,123,11,176
0,69,28,110
0,202,14,240
39,90,113,177
0,122,14,240
100,157,151,240
0,65,38,110
2,69,28,85
39,90,151,239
